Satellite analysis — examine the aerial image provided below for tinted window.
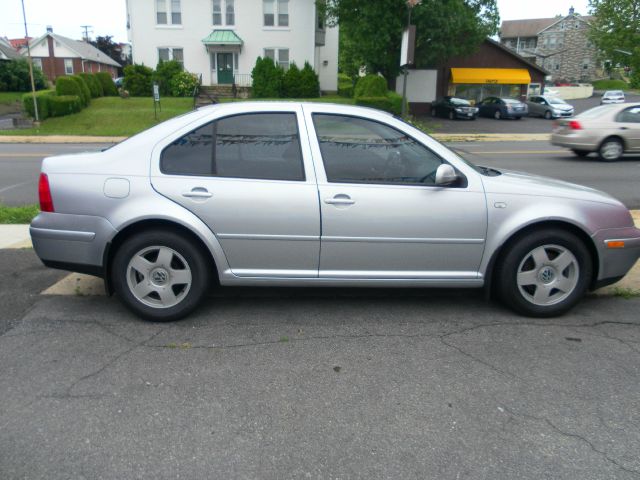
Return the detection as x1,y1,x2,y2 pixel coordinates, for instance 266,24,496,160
617,107,640,123
161,113,304,181
313,114,444,185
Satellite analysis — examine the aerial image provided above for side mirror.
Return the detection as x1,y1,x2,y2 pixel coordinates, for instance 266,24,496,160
435,164,458,186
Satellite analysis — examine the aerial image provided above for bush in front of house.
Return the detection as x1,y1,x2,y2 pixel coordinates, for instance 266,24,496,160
354,92,404,115
251,57,283,98
69,75,91,106
123,64,154,97
55,76,82,98
354,74,388,98
48,95,83,117
169,71,199,97
22,90,55,119
298,62,320,98
338,73,354,98
282,63,302,98
78,73,104,98
154,60,183,96
95,72,118,96
0,59,47,92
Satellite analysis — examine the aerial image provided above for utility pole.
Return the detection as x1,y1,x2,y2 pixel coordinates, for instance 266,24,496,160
21,0,38,124
81,25,92,41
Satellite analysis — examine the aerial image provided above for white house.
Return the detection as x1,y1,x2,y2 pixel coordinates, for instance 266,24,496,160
125,0,339,91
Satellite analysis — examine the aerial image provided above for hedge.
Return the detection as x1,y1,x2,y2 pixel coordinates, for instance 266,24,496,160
154,60,183,96
56,76,81,97
95,72,118,96
22,90,55,120
591,79,629,91
298,62,320,98
70,75,91,106
251,57,283,98
48,95,83,117
123,64,154,96
354,74,388,98
338,73,354,98
355,92,404,115
78,73,104,98
0,59,47,92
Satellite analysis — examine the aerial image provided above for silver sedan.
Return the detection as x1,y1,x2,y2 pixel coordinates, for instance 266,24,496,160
30,102,640,321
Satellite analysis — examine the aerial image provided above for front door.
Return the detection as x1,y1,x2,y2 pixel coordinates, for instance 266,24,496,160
217,52,234,84
307,112,487,279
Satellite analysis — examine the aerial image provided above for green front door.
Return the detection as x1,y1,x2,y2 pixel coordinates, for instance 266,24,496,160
217,53,234,84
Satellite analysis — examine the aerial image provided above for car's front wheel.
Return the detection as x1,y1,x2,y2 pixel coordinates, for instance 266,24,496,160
111,230,212,321
496,229,592,317
544,110,552,120
494,110,502,120
598,137,624,162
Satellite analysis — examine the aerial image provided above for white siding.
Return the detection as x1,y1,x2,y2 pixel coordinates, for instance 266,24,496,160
395,70,438,103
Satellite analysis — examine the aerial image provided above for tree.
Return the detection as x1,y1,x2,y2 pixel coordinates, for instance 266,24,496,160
90,35,129,71
327,0,499,82
588,0,640,85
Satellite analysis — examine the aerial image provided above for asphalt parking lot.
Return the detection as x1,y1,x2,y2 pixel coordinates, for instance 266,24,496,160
1,248,640,479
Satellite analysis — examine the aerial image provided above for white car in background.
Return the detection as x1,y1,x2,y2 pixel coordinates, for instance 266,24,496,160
601,90,625,105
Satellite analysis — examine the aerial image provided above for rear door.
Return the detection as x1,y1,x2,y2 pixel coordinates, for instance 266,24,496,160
615,106,640,151
150,105,321,277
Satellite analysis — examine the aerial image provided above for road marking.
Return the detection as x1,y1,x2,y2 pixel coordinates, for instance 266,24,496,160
464,150,565,155
0,181,32,194
0,153,53,157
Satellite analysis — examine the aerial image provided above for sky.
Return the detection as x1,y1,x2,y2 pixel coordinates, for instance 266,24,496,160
0,0,592,44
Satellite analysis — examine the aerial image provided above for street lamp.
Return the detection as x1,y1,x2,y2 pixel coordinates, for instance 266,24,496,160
401,0,421,117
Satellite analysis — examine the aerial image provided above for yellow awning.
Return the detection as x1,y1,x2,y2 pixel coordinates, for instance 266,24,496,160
450,68,531,85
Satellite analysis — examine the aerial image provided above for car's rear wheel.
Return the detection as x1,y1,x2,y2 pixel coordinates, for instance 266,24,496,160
112,230,211,321
494,110,502,120
572,149,589,157
544,110,552,120
496,229,592,317
598,137,624,162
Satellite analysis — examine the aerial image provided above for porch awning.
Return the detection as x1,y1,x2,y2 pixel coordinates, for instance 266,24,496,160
450,68,531,85
201,30,243,46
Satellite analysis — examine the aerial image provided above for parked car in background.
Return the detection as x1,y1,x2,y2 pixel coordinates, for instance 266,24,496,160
114,77,124,88
551,103,640,161
477,97,528,119
30,102,640,321
430,97,479,120
527,95,574,119
601,90,625,105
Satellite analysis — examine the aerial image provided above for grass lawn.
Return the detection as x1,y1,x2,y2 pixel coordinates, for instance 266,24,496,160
0,204,39,224
0,91,25,105
0,97,194,137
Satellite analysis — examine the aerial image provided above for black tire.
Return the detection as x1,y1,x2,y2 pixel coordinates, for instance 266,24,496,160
448,110,455,120
572,149,589,157
494,110,501,120
496,229,592,317
111,230,212,321
598,137,624,162
544,110,552,120
515,116,522,120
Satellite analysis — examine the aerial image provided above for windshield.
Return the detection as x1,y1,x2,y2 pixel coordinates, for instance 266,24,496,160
450,98,471,106
502,99,521,104
548,97,567,105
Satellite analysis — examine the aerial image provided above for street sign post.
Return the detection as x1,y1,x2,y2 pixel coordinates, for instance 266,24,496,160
153,83,161,119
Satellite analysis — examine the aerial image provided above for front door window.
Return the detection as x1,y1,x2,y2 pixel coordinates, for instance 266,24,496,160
217,52,234,84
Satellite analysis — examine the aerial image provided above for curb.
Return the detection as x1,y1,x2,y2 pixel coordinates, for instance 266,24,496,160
0,133,551,144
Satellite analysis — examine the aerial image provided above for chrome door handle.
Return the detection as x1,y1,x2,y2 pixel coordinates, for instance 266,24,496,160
324,195,355,206
182,188,212,199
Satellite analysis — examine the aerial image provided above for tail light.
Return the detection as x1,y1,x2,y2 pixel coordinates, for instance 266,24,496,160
568,120,582,130
38,173,54,212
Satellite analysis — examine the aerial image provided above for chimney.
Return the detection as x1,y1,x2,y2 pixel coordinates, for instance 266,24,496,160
569,6,575,15
46,25,53,33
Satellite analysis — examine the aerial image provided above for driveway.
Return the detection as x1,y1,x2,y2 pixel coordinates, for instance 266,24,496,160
420,93,640,134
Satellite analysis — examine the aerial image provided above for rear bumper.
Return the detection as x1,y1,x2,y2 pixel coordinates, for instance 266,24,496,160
550,133,598,151
592,226,640,287
30,212,117,277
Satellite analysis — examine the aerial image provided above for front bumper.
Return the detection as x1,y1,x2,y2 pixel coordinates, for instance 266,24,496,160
30,212,117,277
592,226,640,287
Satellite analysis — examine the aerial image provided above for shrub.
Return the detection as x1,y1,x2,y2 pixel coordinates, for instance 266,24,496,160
154,60,183,96
591,79,629,91
298,62,320,98
55,76,81,97
95,72,118,96
22,90,54,119
69,75,91,106
78,73,103,98
282,63,302,98
338,73,354,98
48,95,83,117
355,93,403,115
630,72,640,90
123,64,154,96
169,71,199,96
354,74,387,98
0,59,46,92
251,57,283,98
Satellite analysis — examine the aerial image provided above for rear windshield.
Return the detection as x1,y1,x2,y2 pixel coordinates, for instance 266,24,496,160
605,91,624,96
502,99,521,104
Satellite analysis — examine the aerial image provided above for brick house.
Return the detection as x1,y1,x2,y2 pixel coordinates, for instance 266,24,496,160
500,7,598,82
22,28,121,82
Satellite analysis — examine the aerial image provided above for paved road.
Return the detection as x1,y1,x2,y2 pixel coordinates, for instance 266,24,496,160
1,248,639,479
2,140,639,209
0,143,111,206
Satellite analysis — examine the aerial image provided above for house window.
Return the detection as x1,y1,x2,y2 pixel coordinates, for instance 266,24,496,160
64,58,73,75
264,0,288,27
264,48,289,70
226,0,235,25
583,60,590,70
213,0,234,26
213,0,222,25
32,58,43,71
157,0,181,25
158,47,183,66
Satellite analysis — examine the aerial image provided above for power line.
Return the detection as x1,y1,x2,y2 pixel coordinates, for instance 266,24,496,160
80,24,92,41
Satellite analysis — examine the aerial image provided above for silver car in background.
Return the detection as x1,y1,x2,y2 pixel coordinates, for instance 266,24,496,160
527,95,574,119
551,103,640,161
601,90,625,105
30,102,640,321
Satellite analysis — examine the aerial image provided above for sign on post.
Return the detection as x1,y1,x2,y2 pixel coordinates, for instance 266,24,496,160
153,83,161,119
400,25,416,67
